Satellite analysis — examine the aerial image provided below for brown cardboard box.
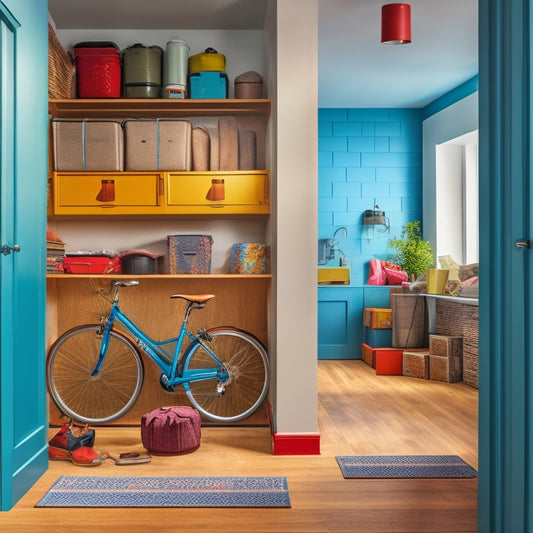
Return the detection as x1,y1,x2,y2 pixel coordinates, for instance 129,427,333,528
429,334,463,358
429,354,463,382
403,350,430,379
124,119,192,171
391,293,429,348
52,120,123,171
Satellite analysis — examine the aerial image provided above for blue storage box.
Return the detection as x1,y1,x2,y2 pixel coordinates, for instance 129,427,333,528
188,71,228,99
364,327,392,348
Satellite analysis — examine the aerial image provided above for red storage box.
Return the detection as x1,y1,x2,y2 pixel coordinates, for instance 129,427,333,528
374,349,404,375
74,42,121,98
63,255,121,274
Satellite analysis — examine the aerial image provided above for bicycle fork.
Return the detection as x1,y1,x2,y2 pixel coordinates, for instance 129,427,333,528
90,308,118,377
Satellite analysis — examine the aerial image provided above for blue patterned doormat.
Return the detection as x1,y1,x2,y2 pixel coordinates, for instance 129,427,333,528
36,476,291,508
336,455,478,479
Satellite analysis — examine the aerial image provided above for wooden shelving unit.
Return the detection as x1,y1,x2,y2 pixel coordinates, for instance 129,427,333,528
48,98,271,119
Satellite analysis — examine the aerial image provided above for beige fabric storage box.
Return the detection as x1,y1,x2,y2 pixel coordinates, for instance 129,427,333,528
52,119,124,171
124,119,192,171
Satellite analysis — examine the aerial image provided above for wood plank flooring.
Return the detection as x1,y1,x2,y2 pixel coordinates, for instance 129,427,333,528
0,360,478,532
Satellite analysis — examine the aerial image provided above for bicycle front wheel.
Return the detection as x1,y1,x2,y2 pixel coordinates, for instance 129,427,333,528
184,328,270,423
47,325,144,424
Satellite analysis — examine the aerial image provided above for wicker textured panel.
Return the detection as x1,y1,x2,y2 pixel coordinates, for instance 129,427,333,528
435,300,479,388
48,24,74,99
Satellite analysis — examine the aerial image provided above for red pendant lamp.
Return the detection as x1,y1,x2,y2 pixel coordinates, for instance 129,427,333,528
381,3,411,45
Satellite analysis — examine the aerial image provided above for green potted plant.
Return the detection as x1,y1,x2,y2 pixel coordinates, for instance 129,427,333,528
387,221,434,281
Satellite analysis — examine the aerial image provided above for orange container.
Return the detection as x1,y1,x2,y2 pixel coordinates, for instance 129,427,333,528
363,308,392,329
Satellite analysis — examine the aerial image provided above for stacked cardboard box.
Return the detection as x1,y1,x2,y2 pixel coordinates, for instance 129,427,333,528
428,334,463,382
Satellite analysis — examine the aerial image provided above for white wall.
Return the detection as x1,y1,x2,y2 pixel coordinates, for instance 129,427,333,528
273,0,318,435
423,92,479,253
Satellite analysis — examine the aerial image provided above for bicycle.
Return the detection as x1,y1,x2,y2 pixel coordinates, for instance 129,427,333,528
46,280,270,424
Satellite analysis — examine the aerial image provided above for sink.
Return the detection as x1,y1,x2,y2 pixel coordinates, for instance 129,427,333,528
318,267,350,285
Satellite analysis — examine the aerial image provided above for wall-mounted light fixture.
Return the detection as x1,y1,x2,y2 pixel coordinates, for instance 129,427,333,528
381,3,411,45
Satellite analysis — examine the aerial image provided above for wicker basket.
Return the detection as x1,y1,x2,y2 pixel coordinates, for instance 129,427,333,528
48,24,74,99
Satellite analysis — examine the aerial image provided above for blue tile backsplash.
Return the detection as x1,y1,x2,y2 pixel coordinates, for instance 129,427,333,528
318,108,423,284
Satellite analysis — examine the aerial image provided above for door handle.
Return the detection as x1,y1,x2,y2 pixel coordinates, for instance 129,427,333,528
1,244,21,255
515,239,530,249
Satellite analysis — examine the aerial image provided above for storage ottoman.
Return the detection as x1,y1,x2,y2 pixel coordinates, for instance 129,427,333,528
141,406,201,455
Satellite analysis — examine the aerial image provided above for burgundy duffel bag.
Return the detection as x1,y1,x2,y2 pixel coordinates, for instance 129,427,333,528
141,406,201,455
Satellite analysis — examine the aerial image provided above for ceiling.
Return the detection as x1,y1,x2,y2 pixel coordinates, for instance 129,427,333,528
48,0,478,108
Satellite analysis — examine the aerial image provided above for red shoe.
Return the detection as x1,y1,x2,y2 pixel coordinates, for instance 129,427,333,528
48,423,106,466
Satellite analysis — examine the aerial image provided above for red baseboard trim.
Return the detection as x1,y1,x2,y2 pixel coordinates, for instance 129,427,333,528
272,432,321,455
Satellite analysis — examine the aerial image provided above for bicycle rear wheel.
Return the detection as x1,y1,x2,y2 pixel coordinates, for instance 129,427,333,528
183,328,269,422
47,325,144,424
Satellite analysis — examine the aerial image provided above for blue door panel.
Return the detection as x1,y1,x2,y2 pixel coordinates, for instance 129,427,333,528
0,0,48,511
318,288,363,359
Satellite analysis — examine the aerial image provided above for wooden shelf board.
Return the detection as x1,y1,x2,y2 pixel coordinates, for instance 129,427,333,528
46,273,272,280
49,98,271,118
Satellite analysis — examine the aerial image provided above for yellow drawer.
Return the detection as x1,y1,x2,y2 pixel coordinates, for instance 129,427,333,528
166,171,269,215
53,172,164,215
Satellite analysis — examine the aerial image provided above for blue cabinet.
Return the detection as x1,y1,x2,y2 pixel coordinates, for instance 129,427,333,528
318,286,391,359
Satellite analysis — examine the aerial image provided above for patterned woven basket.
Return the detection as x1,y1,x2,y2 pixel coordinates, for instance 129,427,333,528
48,24,74,99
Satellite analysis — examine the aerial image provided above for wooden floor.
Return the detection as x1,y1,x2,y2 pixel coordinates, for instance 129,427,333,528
0,360,478,532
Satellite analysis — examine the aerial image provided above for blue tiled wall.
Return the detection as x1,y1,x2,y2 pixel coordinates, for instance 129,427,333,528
318,108,423,285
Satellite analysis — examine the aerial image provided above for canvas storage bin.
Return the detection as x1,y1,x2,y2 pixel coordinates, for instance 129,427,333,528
124,119,192,171
123,44,163,98
74,41,121,98
141,406,201,455
52,119,124,171
230,243,269,274
167,234,213,274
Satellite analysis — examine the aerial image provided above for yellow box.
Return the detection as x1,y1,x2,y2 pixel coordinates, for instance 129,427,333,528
363,308,392,329
427,269,449,294
317,267,350,285
166,171,269,215
53,172,164,215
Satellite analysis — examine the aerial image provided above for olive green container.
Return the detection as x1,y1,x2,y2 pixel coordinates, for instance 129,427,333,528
123,44,163,98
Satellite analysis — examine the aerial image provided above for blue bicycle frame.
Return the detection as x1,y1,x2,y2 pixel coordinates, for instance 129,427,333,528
92,297,230,390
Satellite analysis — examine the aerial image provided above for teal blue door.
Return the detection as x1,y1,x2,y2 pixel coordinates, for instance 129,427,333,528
0,0,48,510
478,0,533,530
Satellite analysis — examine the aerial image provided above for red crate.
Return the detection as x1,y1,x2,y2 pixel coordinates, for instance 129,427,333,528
74,42,121,98
63,256,121,274
374,349,404,375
